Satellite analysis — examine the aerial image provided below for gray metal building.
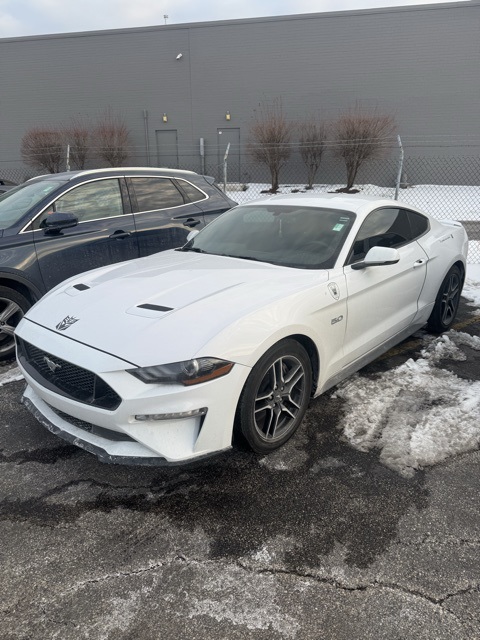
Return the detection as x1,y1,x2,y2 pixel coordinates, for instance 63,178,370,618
0,0,478,183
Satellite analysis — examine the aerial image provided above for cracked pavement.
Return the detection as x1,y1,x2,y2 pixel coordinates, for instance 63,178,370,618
1,299,479,639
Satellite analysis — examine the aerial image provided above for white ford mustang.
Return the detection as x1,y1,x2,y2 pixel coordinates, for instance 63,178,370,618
15,194,468,465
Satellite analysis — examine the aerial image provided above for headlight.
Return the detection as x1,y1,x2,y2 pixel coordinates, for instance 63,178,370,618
127,357,234,385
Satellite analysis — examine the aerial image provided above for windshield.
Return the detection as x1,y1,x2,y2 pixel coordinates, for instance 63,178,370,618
0,179,67,230
180,203,356,269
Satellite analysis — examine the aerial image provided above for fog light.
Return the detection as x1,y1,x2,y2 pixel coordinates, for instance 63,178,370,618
135,407,208,421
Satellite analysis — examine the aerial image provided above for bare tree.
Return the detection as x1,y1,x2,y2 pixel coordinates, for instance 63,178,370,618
94,109,130,167
333,106,395,192
63,117,90,169
248,99,291,192
21,127,64,173
299,120,327,189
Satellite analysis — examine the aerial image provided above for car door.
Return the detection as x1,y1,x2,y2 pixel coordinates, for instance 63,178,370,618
126,176,206,257
31,177,139,290
342,207,429,365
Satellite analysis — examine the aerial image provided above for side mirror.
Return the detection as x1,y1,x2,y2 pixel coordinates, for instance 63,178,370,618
351,246,400,270
186,229,200,242
43,212,78,234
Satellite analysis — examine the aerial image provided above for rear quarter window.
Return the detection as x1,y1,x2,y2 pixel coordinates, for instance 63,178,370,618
407,210,429,238
177,179,207,203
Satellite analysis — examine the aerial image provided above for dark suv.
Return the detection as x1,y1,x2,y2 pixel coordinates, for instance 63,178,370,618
0,167,236,360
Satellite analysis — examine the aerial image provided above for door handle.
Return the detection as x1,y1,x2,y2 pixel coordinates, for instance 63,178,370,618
109,230,131,239
183,218,201,228
413,259,427,268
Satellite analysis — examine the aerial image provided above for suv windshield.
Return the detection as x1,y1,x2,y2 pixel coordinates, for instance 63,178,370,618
180,204,355,269
0,180,67,230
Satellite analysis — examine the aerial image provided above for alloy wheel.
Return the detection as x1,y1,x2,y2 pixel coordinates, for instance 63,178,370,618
0,296,24,357
253,354,307,442
440,271,461,327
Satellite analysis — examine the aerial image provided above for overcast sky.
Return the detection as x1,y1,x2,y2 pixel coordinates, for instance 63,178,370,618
0,0,469,38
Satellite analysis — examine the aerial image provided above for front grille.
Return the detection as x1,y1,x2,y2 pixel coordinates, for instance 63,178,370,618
17,337,121,411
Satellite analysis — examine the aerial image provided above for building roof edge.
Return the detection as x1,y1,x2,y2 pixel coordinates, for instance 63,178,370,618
0,1,475,44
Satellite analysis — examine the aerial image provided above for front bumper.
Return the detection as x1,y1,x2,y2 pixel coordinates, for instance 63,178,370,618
22,386,231,466
16,320,251,465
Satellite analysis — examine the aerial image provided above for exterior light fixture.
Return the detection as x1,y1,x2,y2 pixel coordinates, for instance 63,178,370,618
162,113,168,123
225,111,231,121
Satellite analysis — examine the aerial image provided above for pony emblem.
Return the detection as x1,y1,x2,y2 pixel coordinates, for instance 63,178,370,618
44,356,61,373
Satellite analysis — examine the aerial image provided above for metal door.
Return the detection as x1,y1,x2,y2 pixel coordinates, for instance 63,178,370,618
155,129,179,168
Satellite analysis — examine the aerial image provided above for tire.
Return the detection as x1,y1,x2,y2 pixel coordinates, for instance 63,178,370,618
427,265,462,333
235,339,312,454
0,286,30,361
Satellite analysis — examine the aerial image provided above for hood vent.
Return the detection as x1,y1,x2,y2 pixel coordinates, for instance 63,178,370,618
126,302,175,318
137,303,173,312
65,283,91,296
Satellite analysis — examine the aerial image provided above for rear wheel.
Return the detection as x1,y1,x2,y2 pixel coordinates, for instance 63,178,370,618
236,339,312,454
427,265,462,333
0,286,30,361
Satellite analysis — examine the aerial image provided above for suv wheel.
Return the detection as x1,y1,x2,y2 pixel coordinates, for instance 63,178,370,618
0,287,30,361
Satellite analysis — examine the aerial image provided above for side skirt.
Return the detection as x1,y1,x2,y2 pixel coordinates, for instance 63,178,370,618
316,320,426,396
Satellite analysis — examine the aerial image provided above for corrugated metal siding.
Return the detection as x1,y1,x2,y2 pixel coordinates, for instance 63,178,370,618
0,1,478,176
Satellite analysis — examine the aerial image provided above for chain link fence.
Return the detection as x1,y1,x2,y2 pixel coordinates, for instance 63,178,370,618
213,155,480,263
2,154,479,261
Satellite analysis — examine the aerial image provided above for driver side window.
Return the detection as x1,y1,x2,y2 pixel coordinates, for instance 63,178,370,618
33,179,124,229
346,208,412,265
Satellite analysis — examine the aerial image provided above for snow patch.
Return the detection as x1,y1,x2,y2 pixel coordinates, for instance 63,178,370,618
464,260,480,307
252,546,274,563
186,567,299,638
0,365,23,386
334,331,480,477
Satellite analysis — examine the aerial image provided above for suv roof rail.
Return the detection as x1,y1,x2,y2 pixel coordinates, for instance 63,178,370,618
66,167,197,180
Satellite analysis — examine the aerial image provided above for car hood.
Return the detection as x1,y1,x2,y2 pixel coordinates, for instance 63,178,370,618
24,250,327,366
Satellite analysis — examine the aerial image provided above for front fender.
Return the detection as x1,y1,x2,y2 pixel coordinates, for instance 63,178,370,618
193,283,347,390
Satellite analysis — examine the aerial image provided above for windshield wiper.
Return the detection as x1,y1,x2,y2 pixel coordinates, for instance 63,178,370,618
217,253,264,262
175,246,208,254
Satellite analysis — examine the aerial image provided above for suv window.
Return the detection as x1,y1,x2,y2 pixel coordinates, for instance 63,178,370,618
178,179,207,203
130,177,185,212
33,178,124,228
0,180,67,230
347,208,417,265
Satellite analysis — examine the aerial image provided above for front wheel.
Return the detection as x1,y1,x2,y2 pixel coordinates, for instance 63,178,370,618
0,286,30,361
235,339,312,454
427,265,462,333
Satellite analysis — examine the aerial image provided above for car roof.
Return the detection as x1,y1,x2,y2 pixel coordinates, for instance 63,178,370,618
244,192,421,215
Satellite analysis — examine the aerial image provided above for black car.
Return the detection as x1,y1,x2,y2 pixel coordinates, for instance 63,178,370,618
0,167,236,360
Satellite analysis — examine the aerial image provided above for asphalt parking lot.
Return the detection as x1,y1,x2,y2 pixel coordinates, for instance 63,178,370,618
1,297,479,640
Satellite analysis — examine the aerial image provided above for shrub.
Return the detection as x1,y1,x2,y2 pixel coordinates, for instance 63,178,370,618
333,105,395,191
94,109,130,167
64,118,90,169
248,99,292,192
299,120,327,189
21,127,64,173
